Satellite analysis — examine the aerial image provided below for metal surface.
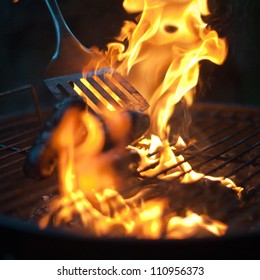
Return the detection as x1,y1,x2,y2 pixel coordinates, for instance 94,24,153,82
159,104,260,188
44,0,149,112
45,70,149,112
183,103,260,188
0,86,57,220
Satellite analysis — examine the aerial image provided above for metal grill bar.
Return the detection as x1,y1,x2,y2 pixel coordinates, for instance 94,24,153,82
190,130,259,170
0,85,259,236
240,170,260,185
176,124,254,157
143,127,259,182
0,85,43,123
0,168,24,183
189,119,221,138
147,121,253,158
225,156,259,178
188,121,237,145
0,157,25,170
0,147,29,159
0,86,56,220
206,142,260,175
0,127,41,146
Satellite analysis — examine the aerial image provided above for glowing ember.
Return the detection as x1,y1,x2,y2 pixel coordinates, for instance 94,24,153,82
39,0,243,239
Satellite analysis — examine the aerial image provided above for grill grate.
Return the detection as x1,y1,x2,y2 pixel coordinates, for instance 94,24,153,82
0,86,57,219
0,86,259,236
186,104,260,188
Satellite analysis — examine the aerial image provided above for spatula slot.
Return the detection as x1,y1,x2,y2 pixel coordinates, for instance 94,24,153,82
56,83,74,97
80,78,119,112
69,81,103,115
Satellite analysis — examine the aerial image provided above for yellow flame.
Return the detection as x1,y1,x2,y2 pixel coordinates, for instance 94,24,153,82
167,211,227,239
107,0,227,138
40,0,242,239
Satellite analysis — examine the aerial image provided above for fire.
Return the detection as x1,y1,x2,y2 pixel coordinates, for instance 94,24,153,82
167,211,227,239
39,0,242,239
106,0,242,194
106,0,227,138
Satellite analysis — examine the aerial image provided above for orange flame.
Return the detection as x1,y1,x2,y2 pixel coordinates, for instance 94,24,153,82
107,0,227,138
40,0,242,239
167,211,227,239
107,0,242,194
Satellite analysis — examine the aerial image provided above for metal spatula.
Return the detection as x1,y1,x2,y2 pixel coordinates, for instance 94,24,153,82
44,0,149,114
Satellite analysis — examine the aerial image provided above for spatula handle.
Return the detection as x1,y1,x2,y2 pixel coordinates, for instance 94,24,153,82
44,0,90,59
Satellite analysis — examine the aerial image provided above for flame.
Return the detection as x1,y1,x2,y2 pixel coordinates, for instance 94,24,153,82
106,0,242,194
107,0,227,138
40,0,243,239
40,103,230,238
167,211,227,239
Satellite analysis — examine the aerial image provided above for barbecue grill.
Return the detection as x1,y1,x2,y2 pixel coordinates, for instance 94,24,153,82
0,85,259,259
1,0,260,260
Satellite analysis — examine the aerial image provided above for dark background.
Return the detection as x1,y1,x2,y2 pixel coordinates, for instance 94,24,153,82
0,0,260,113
